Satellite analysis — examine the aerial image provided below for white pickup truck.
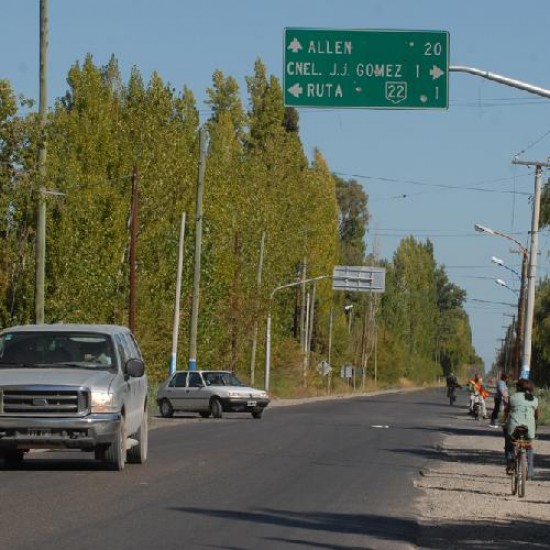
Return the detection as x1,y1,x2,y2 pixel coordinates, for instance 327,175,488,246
0,324,148,470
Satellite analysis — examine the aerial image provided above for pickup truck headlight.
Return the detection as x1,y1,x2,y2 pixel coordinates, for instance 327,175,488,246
91,391,115,413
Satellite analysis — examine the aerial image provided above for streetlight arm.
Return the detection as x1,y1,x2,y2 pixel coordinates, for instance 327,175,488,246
450,66,550,100
475,223,528,255
492,256,521,280
270,274,331,299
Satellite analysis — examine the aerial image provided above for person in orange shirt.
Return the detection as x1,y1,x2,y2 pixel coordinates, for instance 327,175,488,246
468,373,489,419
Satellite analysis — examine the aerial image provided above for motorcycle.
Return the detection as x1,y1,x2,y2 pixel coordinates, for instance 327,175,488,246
470,394,483,420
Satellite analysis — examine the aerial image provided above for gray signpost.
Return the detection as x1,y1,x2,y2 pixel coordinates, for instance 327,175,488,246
284,28,449,109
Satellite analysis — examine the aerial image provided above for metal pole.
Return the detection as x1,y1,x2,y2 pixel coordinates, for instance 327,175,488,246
35,0,48,324
299,257,307,349
306,281,317,383
129,167,138,333
265,312,272,391
188,127,207,371
327,302,333,395
250,231,265,386
515,251,528,378
514,162,547,379
327,304,333,367
303,290,310,386
450,66,550,99
170,212,186,375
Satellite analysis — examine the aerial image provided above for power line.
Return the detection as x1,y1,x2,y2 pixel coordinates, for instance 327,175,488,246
334,172,533,196
514,127,550,158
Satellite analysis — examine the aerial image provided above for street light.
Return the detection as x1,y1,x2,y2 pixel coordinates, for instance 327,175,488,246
495,278,519,295
491,256,521,280
265,274,330,391
475,223,529,378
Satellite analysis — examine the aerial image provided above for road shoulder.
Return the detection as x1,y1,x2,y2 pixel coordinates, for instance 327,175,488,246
415,414,550,548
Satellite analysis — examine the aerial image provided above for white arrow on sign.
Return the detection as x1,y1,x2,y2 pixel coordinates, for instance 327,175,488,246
287,83,303,98
429,65,445,80
287,38,302,54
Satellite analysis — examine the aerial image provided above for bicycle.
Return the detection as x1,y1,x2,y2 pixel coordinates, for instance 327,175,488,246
510,425,531,498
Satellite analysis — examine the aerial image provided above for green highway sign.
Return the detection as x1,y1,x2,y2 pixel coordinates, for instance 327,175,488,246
284,28,449,109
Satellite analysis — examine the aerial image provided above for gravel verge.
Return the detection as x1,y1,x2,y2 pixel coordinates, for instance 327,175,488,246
415,415,550,549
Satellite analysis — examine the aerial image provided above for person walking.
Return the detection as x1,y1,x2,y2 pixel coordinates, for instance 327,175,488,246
489,372,509,427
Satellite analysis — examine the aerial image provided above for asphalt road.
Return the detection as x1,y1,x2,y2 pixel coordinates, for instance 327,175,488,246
0,387,456,550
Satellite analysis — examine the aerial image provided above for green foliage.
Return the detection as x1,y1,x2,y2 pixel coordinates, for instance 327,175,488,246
0,55,479,397
530,278,550,386
334,174,369,265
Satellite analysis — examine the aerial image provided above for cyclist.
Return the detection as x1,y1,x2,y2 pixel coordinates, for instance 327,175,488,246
503,378,539,477
446,371,461,403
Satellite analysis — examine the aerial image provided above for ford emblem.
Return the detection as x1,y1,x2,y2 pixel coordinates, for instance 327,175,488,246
33,398,48,407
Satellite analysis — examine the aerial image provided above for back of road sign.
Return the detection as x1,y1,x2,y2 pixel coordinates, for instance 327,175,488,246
283,28,449,109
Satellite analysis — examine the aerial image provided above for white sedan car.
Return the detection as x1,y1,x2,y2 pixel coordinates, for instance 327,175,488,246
156,370,270,419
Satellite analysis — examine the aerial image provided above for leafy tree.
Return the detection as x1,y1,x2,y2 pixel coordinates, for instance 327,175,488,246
334,174,369,265
0,80,36,326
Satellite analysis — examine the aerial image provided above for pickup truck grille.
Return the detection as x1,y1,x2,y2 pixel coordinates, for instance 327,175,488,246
0,386,90,417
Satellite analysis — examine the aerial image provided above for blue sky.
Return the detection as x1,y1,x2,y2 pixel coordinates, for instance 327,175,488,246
3,0,550,372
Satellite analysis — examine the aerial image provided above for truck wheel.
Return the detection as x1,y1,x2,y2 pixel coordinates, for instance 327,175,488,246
94,445,108,461
105,417,126,471
127,408,148,464
159,399,174,418
2,450,25,466
210,398,223,419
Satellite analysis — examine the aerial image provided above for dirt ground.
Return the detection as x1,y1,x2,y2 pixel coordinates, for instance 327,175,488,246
415,415,550,549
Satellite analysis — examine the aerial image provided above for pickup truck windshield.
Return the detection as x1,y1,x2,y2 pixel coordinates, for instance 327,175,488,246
0,331,116,369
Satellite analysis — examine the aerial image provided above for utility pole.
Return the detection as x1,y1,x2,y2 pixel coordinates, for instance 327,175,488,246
305,281,317,386
512,159,550,379
35,0,48,324
250,230,265,386
299,257,307,349
129,166,138,333
188,126,207,371
515,251,528,378
170,212,186,375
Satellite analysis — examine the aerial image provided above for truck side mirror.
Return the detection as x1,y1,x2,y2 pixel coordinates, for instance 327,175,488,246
125,358,145,378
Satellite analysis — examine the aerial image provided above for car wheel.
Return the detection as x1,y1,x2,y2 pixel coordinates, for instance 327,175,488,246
210,397,223,419
2,449,25,466
127,406,148,464
251,408,263,419
105,416,126,471
199,411,211,418
159,398,174,418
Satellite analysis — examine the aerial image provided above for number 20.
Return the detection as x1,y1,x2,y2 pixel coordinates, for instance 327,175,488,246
424,42,442,56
